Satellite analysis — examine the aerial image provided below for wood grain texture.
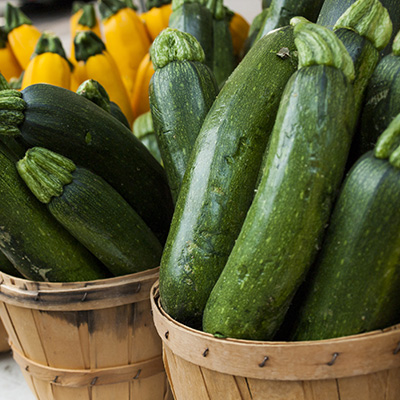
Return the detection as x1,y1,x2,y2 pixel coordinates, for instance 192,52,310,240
0,269,172,400
151,281,400,400
0,317,9,352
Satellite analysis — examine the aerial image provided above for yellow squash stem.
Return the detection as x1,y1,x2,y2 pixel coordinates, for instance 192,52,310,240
75,30,134,125
141,3,172,41
0,27,22,81
21,32,72,90
69,3,102,60
99,0,151,96
131,52,155,119
5,3,41,70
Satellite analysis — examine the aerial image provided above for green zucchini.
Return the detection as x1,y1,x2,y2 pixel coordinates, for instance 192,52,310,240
17,147,162,277
159,25,298,329
203,19,356,340
169,0,214,70
0,81,173,244
290,115,400,340
0,250,23,278
209,0,235,87
256,0,325,41
357,31,400,156
0,140,108,282
317,0,399,57
333,0,392,116
242,8,270,56
149,28,218,202
132,111,162,164
76,79,131,129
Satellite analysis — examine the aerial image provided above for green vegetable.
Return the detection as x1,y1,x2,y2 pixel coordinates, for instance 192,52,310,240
255,0,325,41
317,0,399,56
0,250,23,278
159,25,298,329
169,0,214,70
76,79,131,129
0,141,108,282
242,8,270,56
0,82,173,244
356,31,400,157
17,147,163,277
203,20,356,340
133,111,162,164
290,115,400,340
149,28,218,202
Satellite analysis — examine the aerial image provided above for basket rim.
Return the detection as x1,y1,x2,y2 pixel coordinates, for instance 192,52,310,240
150,281,400,381
0,267,160,311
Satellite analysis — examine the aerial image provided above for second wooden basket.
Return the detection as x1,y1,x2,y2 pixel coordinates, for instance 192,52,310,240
0,268,172,400
151,281,400,400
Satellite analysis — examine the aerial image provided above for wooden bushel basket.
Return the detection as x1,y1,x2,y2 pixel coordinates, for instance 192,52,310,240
0,268,172,400
151,282,400,400
0,317,9,352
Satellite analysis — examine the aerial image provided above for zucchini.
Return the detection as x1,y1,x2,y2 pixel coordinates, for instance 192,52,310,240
333,0,392,116
133,111,162,164
149,28,218,202
17,147,162,277
169,0,214,70
76,78,131,129
290,115,400,340
0,139,108,282
242,7,270,56
317,0,400,57
256,0,324,41
0,82,173,244
0,250,23,278
210,0,236,87
203,19,356,340
356,31,400,156
159,25,298,329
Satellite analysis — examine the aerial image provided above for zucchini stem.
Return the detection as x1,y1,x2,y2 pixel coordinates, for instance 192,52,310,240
375,113,400,168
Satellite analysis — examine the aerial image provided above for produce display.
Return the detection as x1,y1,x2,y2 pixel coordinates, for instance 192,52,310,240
0,0,398,356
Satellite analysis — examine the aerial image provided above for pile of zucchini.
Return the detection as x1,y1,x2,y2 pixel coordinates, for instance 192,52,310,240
0,0,398,345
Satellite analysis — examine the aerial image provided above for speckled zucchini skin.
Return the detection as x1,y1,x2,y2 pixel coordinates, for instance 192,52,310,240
291,152,400,340
169,3,214,70
149,61,218,202
357,54,400,156
19,84,173,244
159,26,298,329
203,65,355,341
48,168,163,277
317,0,399,56
0,144,108,282
257,0,324,40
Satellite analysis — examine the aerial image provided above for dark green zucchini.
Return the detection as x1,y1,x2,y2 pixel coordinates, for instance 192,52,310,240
203,19,356,340
17,147,162,277
0,141,108,282
133,111,162,164
209,0,235,87
149,28,218,202
169,0,214,70
255,0,324,41
242,7,270,56
159,25,298,329
333,0,392,116
357,31,400,156
0,250,23,277
290,115,400,340
0,82,173,244
317,0,399,57
76,79,131,129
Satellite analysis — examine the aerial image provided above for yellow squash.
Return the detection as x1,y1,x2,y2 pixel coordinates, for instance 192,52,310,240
21,32,72,90
0,26,22,81
4,3,41,70
228,10,250,58
98,0,151,96
69,2,102,60
141,2,172,41
74,30,134,126
131,52,155,119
